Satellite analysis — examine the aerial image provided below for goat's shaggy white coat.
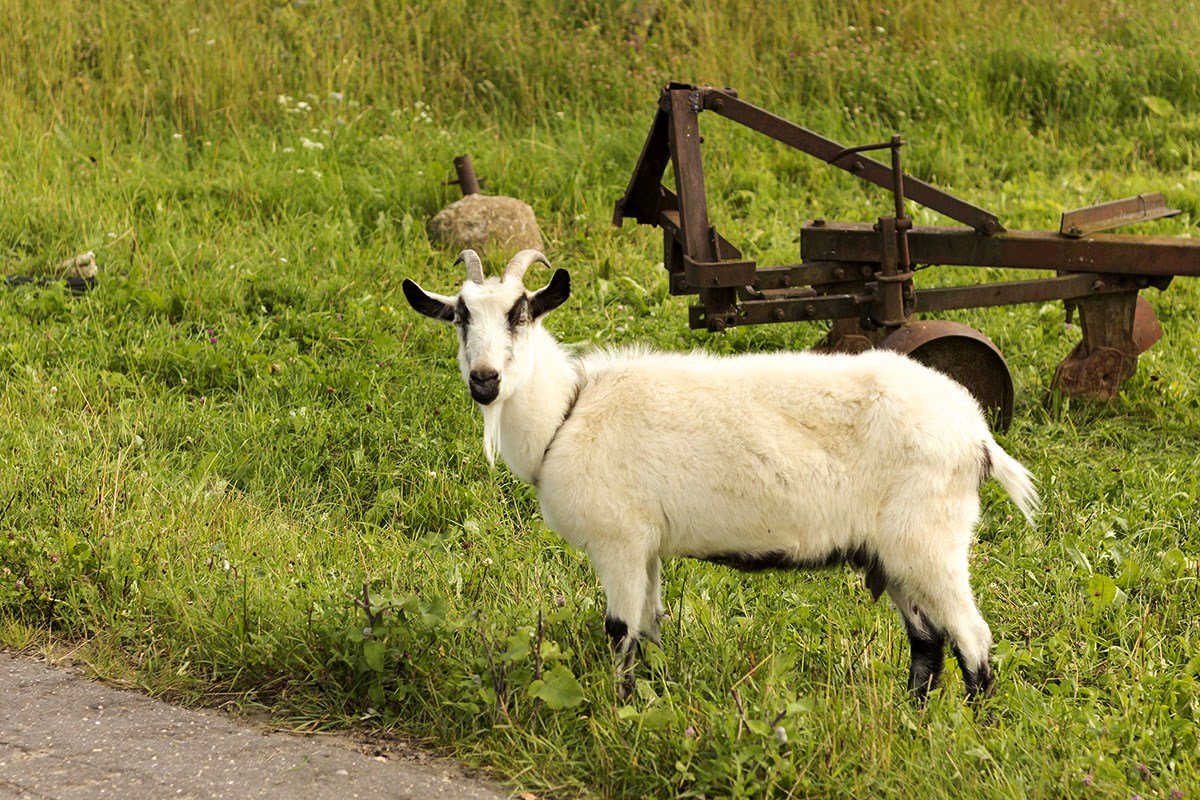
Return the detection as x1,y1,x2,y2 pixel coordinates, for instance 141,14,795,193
404,251,1039,699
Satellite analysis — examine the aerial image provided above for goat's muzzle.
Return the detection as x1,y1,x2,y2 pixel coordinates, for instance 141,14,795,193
469,368,500,405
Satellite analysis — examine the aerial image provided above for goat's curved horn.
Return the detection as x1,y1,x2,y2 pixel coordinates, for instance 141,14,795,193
454,250,485,284
502,250,550,284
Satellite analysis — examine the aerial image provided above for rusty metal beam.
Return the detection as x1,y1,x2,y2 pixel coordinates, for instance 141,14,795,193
914,273,1142,312
1060,193,1180,238
802,222,1200,277
691,292,870,329
667,88,714,262
613,106,671,226
699,88,1004,234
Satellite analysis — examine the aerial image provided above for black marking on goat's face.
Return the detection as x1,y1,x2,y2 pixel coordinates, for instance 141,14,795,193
455,297,471,328
698,545,888,600
506,296,529,331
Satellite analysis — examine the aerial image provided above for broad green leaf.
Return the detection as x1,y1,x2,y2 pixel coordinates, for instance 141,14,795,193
527,665,586,709
420,595,448,628
363,639,386,672
1086,574,1125,609
641,704,679,730
502,633,530,662
1141,95,1175,117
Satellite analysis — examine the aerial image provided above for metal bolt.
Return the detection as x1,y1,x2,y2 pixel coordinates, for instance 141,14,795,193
752,278,762,291
812,218,826,227
773,307,785,320
713,98,725,111
860,265,873,277
780,275,791,288
850,160,863,173
833,267,846,280
983,220,999,235
710,317,726,332
805,304,816,317
726,315,736,327
1092,280,1105,291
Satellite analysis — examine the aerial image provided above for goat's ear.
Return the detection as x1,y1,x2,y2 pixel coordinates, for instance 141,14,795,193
402,279,456,324
530,268,571,319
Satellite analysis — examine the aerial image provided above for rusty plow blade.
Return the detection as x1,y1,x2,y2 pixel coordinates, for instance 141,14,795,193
1132,294,1163,354
1051,293,1162,401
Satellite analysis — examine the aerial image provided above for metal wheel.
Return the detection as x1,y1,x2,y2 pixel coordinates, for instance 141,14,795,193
881,320,1014,431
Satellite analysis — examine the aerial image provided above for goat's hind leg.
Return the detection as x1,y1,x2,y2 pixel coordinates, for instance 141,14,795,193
907,555,994,700
887,586,947,702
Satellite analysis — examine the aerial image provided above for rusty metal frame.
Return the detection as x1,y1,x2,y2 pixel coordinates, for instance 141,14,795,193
614,82,1200,402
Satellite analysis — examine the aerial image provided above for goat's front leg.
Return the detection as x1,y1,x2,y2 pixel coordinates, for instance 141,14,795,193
591,544,650,701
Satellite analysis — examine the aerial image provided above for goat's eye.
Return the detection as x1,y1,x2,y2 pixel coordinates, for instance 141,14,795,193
506,298,528,330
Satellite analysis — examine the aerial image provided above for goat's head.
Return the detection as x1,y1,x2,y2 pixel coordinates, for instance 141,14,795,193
402,249,571,405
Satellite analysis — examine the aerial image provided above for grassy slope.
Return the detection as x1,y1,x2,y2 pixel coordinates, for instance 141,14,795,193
1,0,1199,796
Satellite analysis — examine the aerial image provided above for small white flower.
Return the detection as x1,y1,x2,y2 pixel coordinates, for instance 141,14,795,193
556,111,565,118
279,257,288,263
773,725,787,744
49,386,58,395
874,25,886,33
172,133,183,140
205,39,215,46
330,91,344,102
282,146,294,153
310,169,322,178
296,101,311,111
203,140,212,146
276,94,292,105
300,137,324,150
188,27,199,35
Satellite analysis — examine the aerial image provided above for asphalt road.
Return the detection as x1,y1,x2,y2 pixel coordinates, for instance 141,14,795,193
0,652,506,799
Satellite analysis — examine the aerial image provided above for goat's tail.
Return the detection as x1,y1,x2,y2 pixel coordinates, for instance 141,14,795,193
985,438,1039,524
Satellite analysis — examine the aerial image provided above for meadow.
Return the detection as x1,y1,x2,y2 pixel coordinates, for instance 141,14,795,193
1,0,1199,796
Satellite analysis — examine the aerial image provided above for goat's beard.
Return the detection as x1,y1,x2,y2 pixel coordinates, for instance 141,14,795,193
480,400,503,467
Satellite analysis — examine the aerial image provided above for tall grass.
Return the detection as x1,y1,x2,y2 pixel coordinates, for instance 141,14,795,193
1,1,1199,797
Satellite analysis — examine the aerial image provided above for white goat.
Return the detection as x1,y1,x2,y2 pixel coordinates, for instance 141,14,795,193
404,249,1038,700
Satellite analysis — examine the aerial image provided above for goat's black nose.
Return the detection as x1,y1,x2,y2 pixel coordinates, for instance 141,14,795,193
468,369,500,404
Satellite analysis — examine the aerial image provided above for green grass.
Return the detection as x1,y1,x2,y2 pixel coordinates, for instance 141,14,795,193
2,0,1199,797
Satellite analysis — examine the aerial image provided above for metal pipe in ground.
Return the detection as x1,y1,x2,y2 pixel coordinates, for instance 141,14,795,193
453,155,481,196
